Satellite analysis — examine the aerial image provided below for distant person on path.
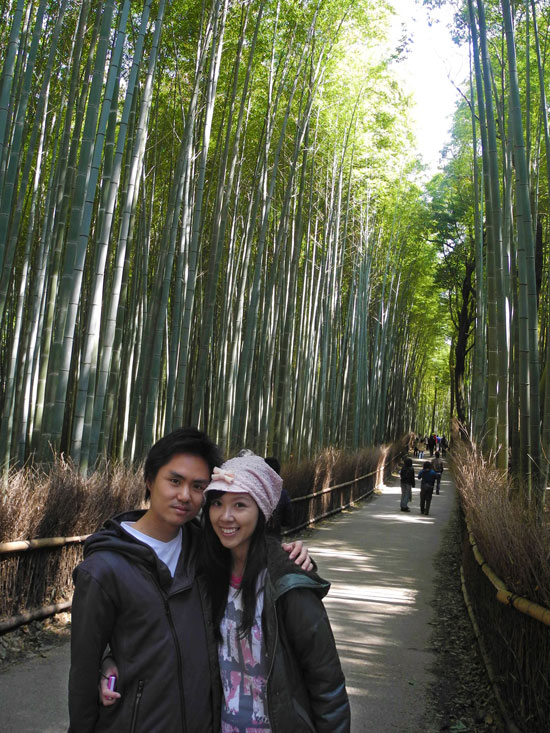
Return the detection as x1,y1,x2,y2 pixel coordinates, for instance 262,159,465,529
68,427,311,732
440,435,448,456
418,461,438,516
399,457,415,512
428,434,436,457
413,437,419,458
418,437,425,459
201,454,351,732
432,451,444,495
265,455,293,538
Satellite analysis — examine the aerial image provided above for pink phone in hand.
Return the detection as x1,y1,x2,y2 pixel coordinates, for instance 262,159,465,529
107,675,116,692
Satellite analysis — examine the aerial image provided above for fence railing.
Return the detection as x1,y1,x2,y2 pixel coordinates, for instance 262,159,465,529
0,535,91,555
461,515,550,731
0,442,407,634
282,451,394,535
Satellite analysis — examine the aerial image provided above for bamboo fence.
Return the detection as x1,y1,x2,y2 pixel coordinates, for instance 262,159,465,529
0,444,405,633
462,517,550,732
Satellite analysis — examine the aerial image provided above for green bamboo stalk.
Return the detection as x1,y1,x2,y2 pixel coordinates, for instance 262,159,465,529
0,0,25,228
502,0,542,501
40,0,117,457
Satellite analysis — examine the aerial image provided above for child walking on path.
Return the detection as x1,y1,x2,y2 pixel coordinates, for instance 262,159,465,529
417,461,438,516
399,457,415,512
201,454,351,733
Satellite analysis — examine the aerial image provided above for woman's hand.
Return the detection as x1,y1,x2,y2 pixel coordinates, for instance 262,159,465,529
282,540,314,571
99,659,121,706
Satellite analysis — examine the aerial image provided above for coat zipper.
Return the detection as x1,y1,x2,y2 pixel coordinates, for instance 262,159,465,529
129,679,144,733
164,598,187,730
265,586,278,731
152,577,187,731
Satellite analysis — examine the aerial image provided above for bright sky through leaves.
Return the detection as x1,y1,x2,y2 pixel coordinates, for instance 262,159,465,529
389,0,469,177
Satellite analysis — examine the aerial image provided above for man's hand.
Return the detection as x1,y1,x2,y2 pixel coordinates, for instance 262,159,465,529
99,659,121,706
282,540,314,571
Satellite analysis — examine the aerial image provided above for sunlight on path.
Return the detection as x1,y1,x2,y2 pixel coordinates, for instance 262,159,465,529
309,460,455,732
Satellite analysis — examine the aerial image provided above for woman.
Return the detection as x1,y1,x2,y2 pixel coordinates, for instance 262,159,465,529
201,453,350,733
399,457,415,512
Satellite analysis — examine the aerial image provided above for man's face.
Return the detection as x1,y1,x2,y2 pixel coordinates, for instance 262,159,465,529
145,453,211,541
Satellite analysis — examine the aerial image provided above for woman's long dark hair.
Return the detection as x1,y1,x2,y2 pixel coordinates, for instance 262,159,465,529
201,490,267,641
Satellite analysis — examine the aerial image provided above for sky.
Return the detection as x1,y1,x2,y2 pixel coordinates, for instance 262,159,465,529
389,0,470,177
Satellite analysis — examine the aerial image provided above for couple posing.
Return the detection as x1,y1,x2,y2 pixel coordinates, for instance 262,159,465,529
68,427,350,732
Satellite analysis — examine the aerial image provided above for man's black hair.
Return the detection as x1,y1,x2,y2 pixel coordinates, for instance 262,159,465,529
144,427,223,500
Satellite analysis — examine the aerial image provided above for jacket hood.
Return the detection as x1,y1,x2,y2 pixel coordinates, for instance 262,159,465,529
266,535,330,601
83,510,202,591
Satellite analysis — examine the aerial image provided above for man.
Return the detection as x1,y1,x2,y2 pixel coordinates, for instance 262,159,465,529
418,460,438,516
432,450,444,495
69,428,309,732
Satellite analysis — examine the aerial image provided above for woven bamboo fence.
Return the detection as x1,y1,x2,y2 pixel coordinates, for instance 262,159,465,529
1,438,408,633
461,516,550,732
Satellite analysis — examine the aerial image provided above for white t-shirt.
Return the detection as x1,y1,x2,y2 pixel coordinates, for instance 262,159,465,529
121,522,182,577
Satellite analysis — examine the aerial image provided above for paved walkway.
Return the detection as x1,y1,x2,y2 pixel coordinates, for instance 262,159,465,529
311,456,454,731
0,455,454,732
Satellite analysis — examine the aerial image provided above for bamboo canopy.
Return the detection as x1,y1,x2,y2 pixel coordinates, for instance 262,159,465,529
0,0,444,474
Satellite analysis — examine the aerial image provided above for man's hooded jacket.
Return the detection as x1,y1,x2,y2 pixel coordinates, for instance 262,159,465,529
68,510,220,732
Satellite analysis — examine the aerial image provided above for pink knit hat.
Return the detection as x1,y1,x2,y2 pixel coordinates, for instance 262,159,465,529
204,454,282,520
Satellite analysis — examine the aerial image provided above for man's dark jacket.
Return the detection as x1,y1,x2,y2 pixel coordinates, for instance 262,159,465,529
400,465,415,486
68,510,220,732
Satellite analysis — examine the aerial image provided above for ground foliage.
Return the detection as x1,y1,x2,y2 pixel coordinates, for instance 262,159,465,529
424,499,503,733
451,441,550,608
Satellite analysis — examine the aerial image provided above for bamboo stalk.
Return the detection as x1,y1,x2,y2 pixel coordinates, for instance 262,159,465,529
0,535,90,555
0,600,72,634
496,589,550,627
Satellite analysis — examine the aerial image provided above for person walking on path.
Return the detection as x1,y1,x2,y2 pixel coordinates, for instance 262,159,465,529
418,461,438,516
440,435,448,456
265,456,293,538
428,434,436,457
432,451,444,495
201,454,351,732
399,457,415,512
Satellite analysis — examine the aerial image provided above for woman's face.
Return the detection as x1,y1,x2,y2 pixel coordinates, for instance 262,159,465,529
208,491,260,561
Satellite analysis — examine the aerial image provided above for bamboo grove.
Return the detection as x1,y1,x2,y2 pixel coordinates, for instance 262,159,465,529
0,0,447,474
427,0,550,505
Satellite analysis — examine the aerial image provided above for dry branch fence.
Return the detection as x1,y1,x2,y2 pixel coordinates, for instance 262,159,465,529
452,440,550,733
0,440,407,634
461,519,550,733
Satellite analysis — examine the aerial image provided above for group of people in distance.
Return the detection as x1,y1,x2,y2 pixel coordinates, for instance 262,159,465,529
68,427,351,732
412,433,447,460
400,448,445,516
